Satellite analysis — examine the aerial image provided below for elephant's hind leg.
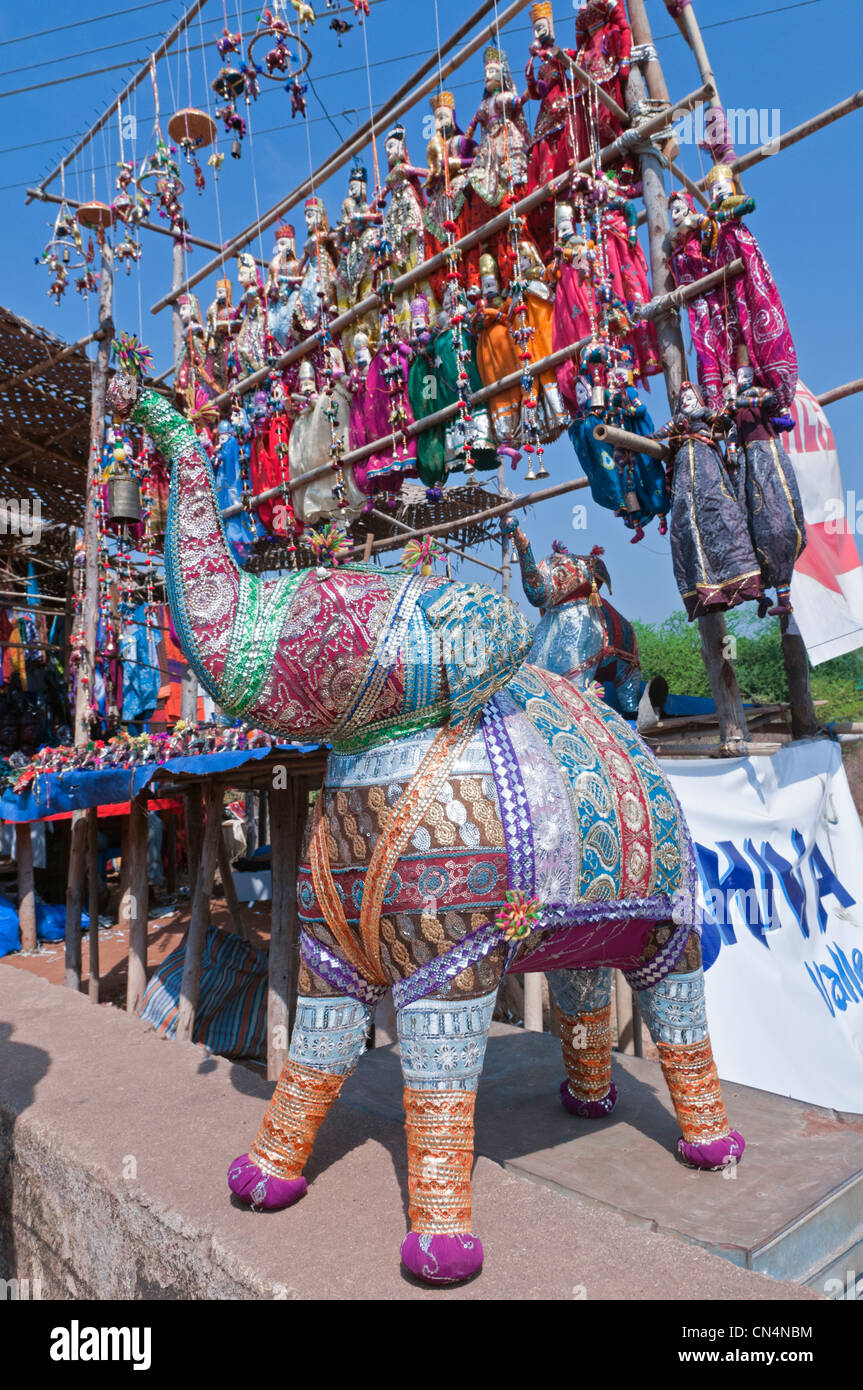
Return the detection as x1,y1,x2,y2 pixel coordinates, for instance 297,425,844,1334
547,967,617,1118
397,987,498,1285
629,929,744,1171
228,993,373,1209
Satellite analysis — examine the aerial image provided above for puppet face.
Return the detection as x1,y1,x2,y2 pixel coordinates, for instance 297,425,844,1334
484,60,503,92
680,386,700,414
411,307,429,336
555,204,575,241
385,134,404,164
574,375,590,410
532,17,553,46
736,363,755,389
178,299,195,326
669,195,689,229
348,175,366,202
353,332,372,368
480,269,499,297
710,172,734,203
237,254,256,287
304,203,321,232
433,104,453,135
275,234,294,258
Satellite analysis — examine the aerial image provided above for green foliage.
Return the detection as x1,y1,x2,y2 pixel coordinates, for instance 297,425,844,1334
633,610,863,723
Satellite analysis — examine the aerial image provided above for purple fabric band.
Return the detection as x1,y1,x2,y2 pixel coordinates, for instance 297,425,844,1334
300,931,387,1007
622,917,692,990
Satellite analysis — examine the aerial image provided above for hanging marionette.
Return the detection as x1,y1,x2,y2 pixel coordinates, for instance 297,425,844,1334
592,170,660,383
472,251,527,464
666,188,730,412
378,123,432,335
652,380,763,621
704,162,798,411
205,276,240,387
606,357,669,540
234,252,269,373
334,164,382,359
514,234,569,445
570,0,632,158
267,223,302,348
422,90,476,305
728,346,806,617
523,2,579,257
406,289,497,492
289,196,339,341
289,346,365,528
462,44,531,294
549,200,599,412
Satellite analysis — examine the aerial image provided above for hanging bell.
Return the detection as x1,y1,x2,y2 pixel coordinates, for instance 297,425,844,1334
535,458,550,479
524,457,538,481
231,138,242,160
107,472,142,524
62,246,70,264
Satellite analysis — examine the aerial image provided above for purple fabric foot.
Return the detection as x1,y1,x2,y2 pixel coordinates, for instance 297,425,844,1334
677,1130,745,1171
227,1154,307,1210
560,1078,618,1119
401,1232,484,1284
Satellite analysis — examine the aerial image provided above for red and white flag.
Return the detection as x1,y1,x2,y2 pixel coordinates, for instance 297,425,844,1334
788,381,863,665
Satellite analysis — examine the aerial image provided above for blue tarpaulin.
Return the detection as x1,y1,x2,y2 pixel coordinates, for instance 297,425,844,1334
0,743,322,823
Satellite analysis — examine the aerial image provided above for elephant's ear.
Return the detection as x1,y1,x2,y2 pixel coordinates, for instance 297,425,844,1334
419,583,532,726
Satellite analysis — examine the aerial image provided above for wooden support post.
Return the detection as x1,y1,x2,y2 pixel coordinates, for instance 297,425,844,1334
267,776,310,1079
65,811,87,990
184,787,204,893
626,0,678,159
626,60,749,749
125,794,149,1015
781,620,820,739
258,790,269,850
117,817,132,935
217,831,248,941
87,808,100,1003
176,783,222,1043
15,823,37,954
165,812,177,894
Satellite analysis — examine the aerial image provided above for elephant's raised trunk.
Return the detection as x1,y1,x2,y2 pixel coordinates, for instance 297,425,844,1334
510,525,551,609
130,389,242,710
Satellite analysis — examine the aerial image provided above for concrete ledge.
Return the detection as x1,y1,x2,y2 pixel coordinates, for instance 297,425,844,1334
0,969,820,1300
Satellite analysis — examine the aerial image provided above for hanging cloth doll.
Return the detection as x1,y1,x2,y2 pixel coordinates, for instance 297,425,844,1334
571,0,632,160
667,190,731,411
288,198,339,341
567,362,631,516
406,292,497,490
523,2,578,258
334,165,383,362
288,350,366,527
347,331,413,501
729,348,806,617
214,418,266,563
462,44,532,293
703,163,798,411
234,253,269,374
267,224,302,350
595,174,660,383
248,391,292,534
653,382,762,621
379,123,433,336
422,91,476,306
550,203,597,413
518,237,570,439
472,253,528,461
174,293,220,415
608,362,669,538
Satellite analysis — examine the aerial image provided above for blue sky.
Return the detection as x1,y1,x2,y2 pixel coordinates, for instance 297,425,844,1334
2,0,861,623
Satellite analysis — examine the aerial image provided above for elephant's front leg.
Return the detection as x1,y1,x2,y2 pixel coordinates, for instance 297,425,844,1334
228,992,373,1209
631,928,745,1171
397,987,498,1285
547,966,618,1117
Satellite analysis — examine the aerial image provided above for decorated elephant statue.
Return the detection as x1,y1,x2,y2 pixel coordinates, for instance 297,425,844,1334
108,377,744,1287
505,516,642,717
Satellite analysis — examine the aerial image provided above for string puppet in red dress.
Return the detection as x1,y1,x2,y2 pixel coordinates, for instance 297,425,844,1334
572,0,632,156
462,44,533,294
422,91,476,306
523,2,578,258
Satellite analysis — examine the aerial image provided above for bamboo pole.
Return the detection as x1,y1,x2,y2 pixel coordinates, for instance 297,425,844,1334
703,90,863,185
176,782,222,1043
29,0,211,202
125,793,150,1015
15,823,37,954
662,0,724,114
818,377,863,408
150,0,535,314
594,421,668,460
627,0,678,163
368,509,503,576
87,807,100,1003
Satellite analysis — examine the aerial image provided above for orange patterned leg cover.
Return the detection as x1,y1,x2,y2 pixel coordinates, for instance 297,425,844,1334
559,1004,615,1104
655,1038,731,1146
249,1060,348,1180
403,1088,477,1235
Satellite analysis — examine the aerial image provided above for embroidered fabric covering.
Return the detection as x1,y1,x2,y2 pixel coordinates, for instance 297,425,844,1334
297,663,698,1009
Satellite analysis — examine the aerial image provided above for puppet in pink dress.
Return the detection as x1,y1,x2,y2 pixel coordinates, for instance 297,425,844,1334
667,190,730,410
550,202,597,414
571,0,632,157
703,163,798,411
595,180,660,383
523,3,578,258
347,331,414,502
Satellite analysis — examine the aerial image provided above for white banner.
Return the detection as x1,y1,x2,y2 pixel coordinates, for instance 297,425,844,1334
788,382,863,665
664,740,863,1113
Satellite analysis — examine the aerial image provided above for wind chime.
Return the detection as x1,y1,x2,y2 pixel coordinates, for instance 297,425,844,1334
136,67,190,248
36,183,86,303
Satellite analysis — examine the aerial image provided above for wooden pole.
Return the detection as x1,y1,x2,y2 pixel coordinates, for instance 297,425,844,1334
268,777,308,1079
663,0,724,114
727,90,863,181
368,510,503,576
87,808,100,1002
164,811,177,894
125,793,149,1014
0,325,108,391
818,377,863,408
614,970,639,1055
625,58,749,750
176,782,222,1043
15,823,37,953
625,0,679,160
523,974,543,1033
184,786,204,893
780,618,820,740
217,831,248,941
150,0,536,314
65,813,86,990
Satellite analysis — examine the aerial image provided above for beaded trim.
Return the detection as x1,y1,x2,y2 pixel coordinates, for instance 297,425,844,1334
404,1087,476,1234
392,920,503,1011
249,1060,347,1181
559,1003,614,1103
623,919,691,991
481,694,535,895
300,931,387,1008
656,1037,731,1145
